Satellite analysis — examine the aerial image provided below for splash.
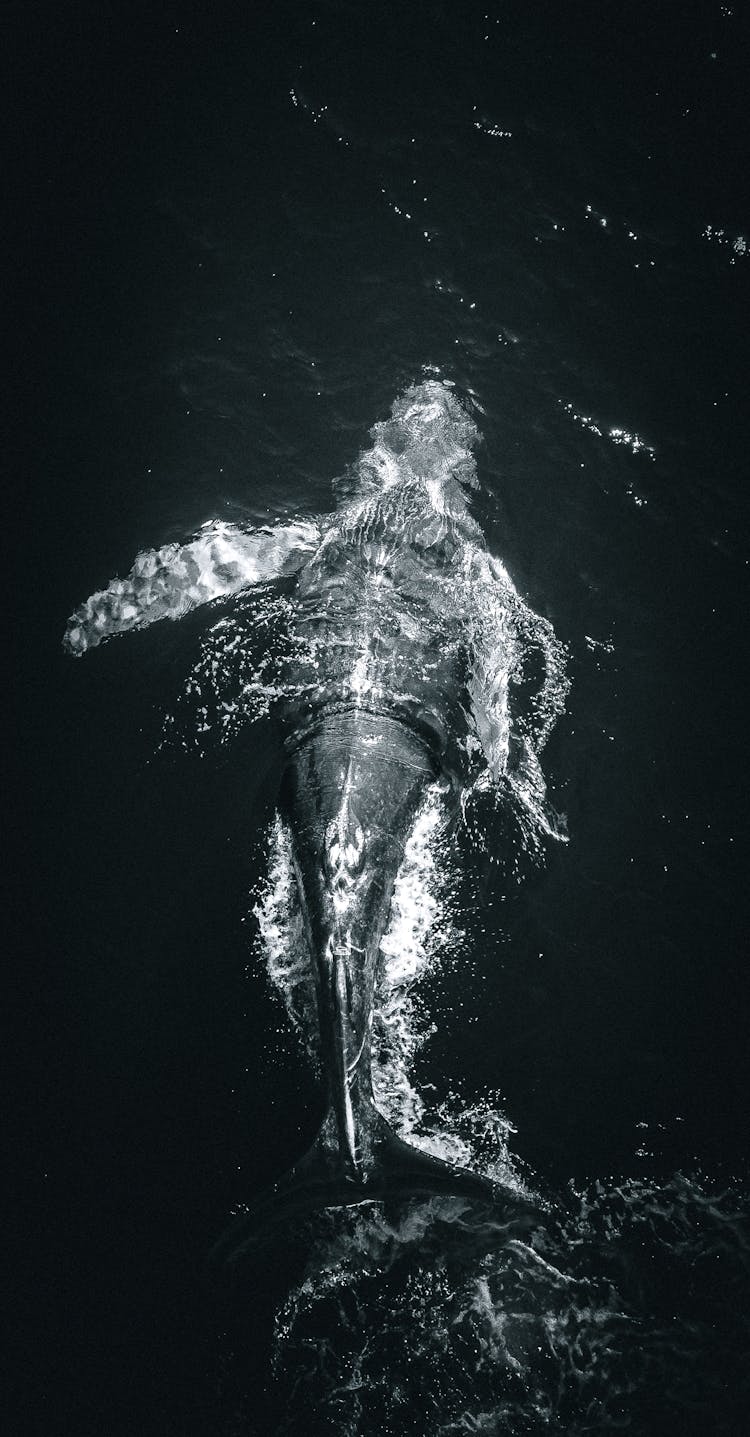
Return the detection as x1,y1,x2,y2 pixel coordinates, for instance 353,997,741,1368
372,786,458,1142
160,589,310,752
561,400,655,460
254,791,457,1126
254,784,524,1195
251,1173,750,1436
254,815,317,1064
702,223,748,263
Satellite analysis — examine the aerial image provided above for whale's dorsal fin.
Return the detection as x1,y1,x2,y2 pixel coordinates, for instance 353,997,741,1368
63,519,321,655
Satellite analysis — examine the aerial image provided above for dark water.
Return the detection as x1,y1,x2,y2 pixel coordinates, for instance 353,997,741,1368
9,2,750,1432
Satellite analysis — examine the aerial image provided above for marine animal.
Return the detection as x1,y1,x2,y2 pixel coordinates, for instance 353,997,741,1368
64,380,567,1266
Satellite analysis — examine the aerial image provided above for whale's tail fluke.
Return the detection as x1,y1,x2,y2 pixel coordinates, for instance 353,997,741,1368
207,1102,533,1282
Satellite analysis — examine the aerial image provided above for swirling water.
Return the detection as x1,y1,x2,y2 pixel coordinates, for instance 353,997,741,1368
13,2,750,1434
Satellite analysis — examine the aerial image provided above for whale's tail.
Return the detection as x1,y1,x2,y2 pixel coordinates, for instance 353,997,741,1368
207,1102,533,1282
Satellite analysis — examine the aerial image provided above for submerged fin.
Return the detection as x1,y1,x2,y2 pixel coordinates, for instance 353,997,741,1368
208,1103,531,1280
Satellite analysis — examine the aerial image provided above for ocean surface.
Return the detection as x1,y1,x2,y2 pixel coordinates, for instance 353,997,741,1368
8,2,750,1433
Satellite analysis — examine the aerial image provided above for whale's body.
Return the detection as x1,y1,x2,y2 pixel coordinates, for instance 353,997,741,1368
63,380,567,1266
218,387,516,1260
274,444,482,1212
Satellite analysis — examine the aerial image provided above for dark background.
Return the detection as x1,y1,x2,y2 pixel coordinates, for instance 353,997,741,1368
6,2,749,1432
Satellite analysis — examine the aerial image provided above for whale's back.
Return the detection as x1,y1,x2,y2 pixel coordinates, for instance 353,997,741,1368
284,492,478,780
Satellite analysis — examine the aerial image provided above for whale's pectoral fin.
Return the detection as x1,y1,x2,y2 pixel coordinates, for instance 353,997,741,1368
466,560,514,784
466,548,570,785
207,1101,535,1281
63,519,321,655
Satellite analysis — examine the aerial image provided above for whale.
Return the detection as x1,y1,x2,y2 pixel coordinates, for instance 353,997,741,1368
64,379,568,1267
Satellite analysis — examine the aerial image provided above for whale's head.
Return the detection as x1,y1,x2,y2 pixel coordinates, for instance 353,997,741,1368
345,380,481,530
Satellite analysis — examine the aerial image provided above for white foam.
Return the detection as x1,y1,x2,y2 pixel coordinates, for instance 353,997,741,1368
254,816,318,1064
562,400,655,461
371,786,455,1142
252,787,525,1193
